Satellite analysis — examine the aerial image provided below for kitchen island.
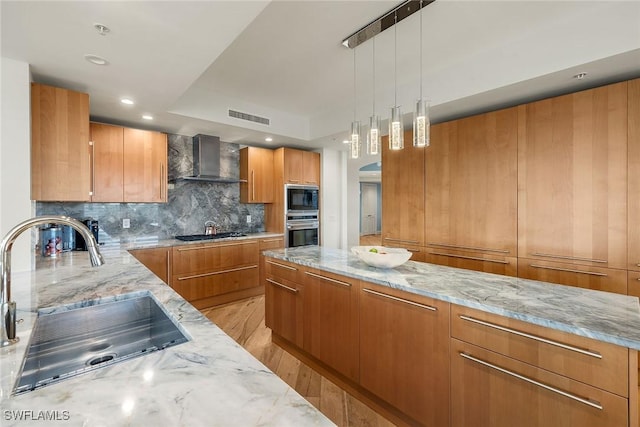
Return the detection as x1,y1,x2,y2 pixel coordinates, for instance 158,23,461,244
0,243,334,427
263,246,640,427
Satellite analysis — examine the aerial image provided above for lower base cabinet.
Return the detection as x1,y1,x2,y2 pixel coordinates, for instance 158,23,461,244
129,247,170,284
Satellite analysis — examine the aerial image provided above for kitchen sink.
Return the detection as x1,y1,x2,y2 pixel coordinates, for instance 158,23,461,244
13,291,189,395
174,232,247,241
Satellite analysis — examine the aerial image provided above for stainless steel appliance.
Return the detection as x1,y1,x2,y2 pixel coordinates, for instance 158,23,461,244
285,184,319,247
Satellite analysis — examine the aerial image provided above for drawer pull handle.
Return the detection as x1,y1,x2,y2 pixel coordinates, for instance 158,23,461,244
384,237,420,245
305,271,352,287
266,278,298,294
459,315,602,359
430,252,509,265
266,260,297,271
459,352,603,410
529,264,607,277
261,238,283,243
531,252,607,264
363,288,436,311
177,264,257,280
177,241,255,252
428,242,509,254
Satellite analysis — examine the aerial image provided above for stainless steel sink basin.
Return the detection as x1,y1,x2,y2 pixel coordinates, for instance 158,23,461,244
13,291,189,395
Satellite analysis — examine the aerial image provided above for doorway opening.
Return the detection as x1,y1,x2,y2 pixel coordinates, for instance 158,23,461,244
359,162,381,246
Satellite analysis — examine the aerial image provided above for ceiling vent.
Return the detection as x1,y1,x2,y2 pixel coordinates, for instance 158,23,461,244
228,109,270,126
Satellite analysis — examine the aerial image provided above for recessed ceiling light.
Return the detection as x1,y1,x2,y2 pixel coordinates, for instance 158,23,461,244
84,54,109,66
265,137,273,142
142,115,153,120
94,23,111,36
343,139,350,144
120,98,134,105
573,72,588,80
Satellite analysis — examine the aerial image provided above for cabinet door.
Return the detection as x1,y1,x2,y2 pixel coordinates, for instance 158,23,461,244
382,130,425,247
302,151,320,185
264,258,303,347
283,148,304,184
426,108,517,273
90,123,123,202
123,128,167,203
31,83,91,201
359,283,450,426
628,79,640,271
518,82,628,269
129,247,170,284
302,267,359,381
240,147,274,203
451,339,628,427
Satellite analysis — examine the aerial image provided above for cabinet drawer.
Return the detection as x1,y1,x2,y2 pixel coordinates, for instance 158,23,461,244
382,241,427,262
425,249,517,277
451,339,628,427
172,240,258,275
517,258,627,295
172,265,259,302
264,258,301,282
451,305,628,397
259,237,284,251
628,271,640,298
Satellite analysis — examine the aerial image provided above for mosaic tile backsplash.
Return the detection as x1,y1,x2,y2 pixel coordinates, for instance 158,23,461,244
36,135,265,246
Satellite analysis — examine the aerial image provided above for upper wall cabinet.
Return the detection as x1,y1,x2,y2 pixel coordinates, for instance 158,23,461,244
382,130,426,257
123,128,167,203
90,123,124,202
283,148,320,185
517,81,628,270
425,107,518,276
240,147,274,203
628,79,640,272
31,83,91,201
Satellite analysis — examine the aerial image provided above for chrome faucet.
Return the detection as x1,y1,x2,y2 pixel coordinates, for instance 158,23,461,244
0,215,105,347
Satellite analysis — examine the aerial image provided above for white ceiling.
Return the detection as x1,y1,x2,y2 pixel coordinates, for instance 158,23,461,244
2,1,639,151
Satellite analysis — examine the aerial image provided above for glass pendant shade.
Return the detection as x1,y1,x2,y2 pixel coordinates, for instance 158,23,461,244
413,99,430,147
350,121,361,159
389,106,404,150
367,115,381,155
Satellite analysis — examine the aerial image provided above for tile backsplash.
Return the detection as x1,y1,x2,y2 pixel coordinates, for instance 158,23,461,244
36,135,265,246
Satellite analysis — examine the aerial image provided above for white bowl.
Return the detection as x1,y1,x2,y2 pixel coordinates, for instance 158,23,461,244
351,246,412,269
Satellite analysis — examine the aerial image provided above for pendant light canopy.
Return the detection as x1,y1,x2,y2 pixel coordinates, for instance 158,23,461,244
389,11,404,151
413,0,430,148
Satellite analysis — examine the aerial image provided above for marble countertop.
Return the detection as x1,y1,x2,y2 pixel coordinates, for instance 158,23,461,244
0,238,332,427
263,246,640,350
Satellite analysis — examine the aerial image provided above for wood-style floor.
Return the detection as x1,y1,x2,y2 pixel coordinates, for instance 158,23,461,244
201,295,395,427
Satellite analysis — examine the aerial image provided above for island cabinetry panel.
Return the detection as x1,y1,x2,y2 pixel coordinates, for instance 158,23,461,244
359,282,450,426
628,78,640,271
517,258,627,295
129,247,171,284
123,128,167,203
517,82,628,272
451,339,628,427
171,240,259,308
264,258,304,347
425,107,518,276
240,147,274,203
259,236,285,289
302,267,360,382
382,130,426,257
31,82,91,201
90,122,124,202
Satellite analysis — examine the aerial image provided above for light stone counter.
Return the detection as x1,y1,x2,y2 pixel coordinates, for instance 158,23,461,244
263,246,640,350
0,241,333,427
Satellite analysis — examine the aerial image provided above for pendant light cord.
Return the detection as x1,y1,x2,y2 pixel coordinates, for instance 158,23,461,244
353,47,357,121
394,12,397,107
419,0,423,99
372,37,376,115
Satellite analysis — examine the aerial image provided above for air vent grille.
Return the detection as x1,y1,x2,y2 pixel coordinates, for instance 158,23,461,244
228,109,270,126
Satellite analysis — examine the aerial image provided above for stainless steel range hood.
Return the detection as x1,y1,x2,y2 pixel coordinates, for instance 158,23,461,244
181,134,246,183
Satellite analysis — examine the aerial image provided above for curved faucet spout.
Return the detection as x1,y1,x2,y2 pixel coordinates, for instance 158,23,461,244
0,215,105,347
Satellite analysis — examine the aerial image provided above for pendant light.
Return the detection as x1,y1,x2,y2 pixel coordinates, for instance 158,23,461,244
389,11,404,151
367,37,380,156
413,0,430,147
350,46,361,159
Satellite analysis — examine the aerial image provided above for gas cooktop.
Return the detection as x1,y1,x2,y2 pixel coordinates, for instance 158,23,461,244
174,232,247,242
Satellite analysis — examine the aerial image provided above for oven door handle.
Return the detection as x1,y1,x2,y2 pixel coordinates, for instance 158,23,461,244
287,222,319,230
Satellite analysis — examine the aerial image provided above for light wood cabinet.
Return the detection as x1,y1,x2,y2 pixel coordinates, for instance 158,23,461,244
123,128,167,203
517,82,628,270
31,83,91,201
240,147,274,203
129,247,170,284
264,258,304,347
382,130,425,255
359,282,450,426
628,78,640,271
425,107,518,275
283,148,320,185
302,267,359,381
90,123,124,202
171,240,259,309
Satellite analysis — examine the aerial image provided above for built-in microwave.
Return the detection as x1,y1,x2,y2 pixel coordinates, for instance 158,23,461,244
286,184,319,214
